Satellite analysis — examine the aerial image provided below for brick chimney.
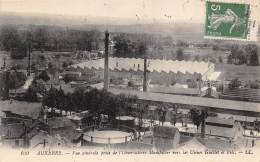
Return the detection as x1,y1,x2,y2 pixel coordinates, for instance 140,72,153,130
143,55,147,92
104,31,109,90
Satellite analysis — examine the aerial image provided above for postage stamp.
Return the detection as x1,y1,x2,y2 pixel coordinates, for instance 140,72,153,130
204,1,258,41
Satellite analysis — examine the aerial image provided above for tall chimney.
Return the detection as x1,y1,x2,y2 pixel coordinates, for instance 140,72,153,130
104,31,109,90
27,45,31,76
3,71,10,100
143,55,147,92
3,56,6,70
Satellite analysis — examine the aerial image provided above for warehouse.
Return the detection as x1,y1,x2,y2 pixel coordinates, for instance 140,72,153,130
71,57,215,88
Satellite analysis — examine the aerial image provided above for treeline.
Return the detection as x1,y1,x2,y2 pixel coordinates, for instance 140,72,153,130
22,81,138,120
113,33,149,58
226,44,259,66
42,87,137,120
0,25,103,59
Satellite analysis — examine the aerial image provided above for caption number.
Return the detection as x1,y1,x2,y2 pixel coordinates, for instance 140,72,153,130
211,4,221,11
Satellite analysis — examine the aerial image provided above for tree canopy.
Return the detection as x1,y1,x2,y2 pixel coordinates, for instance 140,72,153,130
0,25,103,53
42,87,138,120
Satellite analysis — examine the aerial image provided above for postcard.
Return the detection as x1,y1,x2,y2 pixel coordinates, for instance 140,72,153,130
0,0,259,162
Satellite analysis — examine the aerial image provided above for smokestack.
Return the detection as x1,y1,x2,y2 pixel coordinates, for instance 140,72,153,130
104,31,109,90
3,57,6,70
3,71,10,100
27,46,31,76
143,55,147,92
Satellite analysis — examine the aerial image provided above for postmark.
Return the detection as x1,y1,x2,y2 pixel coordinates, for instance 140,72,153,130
204,1,258,41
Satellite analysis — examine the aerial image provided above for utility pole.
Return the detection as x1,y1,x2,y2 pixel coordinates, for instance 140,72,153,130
104,31,109,90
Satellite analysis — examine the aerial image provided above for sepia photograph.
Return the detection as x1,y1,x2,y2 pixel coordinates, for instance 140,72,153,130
0,0,259,162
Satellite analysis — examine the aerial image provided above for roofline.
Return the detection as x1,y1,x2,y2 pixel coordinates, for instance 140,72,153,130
108,88,260,114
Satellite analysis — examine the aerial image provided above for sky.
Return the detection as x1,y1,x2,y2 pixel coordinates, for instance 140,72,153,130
0,0,259,24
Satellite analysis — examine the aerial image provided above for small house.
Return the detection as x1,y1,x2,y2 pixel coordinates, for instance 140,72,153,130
199,117,243,140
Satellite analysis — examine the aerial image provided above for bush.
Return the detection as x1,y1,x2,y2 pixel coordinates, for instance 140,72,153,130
249,81,259,89
10,47,27,59
38,71,50,82
229,78,241,90
62,62,69,68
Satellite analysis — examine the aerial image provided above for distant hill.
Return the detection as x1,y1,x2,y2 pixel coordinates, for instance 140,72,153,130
0,12,205,41
0,12,259,43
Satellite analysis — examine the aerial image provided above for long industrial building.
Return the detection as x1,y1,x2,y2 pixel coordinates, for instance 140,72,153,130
71,57,215,87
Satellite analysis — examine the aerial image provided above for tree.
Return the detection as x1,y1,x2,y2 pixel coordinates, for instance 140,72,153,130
158,106,167,127
42,86,57,117
249,51,259,66
9,71,27,90
176,40,188,47
227,54,233,64
70,87,85,112
229,78,241,90
38,71,50,82
190,109,201,130
209,58,216,63
245,44,259,66
0,25,20,51
134,103,149,134
190,108,208,138
200,110,208,138
24,86,38,102
114,35,131,57
24,80,46,102
249,80,259,89
137,42,147,58
218,56,223,63
33,27,48,52
113,34,148,58
56,87,66,115
212,44,219,51
63,92,72,115
176,48,184,61
62,62,69,68
125,94,138,116
10,45,27,59
47,62,56,79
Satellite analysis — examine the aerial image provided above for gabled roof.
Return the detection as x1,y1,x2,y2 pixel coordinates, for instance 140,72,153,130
179,137,206,150
47,117,76,129
149,86,200,95
206,117,235,126
108,88,260,113
153,126,179,139
0,100,41,119
72,57,214,75
0,123,25,138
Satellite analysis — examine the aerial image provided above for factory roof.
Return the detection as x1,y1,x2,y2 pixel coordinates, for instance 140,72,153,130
108,88,260,113
72,57,214,75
